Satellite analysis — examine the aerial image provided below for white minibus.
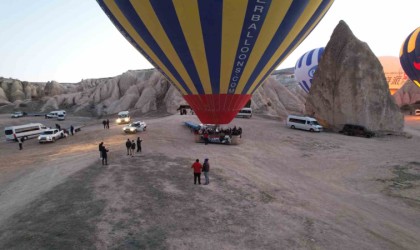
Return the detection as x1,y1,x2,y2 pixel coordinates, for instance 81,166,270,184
236,108,252,118
286,115,323,132
116,111,131,124
46,110,66,118
4,123,48,141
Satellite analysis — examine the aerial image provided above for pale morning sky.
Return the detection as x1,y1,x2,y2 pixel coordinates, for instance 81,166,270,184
0,0,419,83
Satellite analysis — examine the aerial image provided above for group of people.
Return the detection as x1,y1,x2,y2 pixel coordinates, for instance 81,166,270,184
125,137,142,157
102,119,110,129
197,125,243,145
198,126,242,136
191,158,210,185
98,142,109,165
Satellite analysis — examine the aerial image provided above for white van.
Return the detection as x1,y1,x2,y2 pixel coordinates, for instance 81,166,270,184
415,109,420,116
286,115,323,132
116,111,131,124
46,110,66,118
4,123,48,141
236,108,252,118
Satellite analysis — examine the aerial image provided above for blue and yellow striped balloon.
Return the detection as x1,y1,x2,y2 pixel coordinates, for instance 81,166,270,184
97,0,334,124
400,27,420,88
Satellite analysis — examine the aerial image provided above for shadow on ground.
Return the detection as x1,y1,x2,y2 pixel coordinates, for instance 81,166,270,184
0,154,298,249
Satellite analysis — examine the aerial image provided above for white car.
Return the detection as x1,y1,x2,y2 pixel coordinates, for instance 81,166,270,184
123,121,147,133
11,111,25,118
38,129,65,143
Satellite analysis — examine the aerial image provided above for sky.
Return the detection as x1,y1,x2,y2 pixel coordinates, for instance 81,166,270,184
0,0,419,83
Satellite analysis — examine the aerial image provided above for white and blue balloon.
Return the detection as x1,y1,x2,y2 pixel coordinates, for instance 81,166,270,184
294,47,324,93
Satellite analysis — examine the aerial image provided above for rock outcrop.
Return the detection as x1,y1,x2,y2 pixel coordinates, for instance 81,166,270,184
305,21,404,133
393,80,420,107
1,69,306,121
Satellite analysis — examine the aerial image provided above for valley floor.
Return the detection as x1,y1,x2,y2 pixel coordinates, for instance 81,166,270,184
0,114,419,249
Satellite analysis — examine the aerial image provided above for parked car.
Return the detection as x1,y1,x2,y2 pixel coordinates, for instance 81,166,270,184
122,121,147,133
339,124,375,138
414,109,420,116
236,108,252,118
11,111,26,118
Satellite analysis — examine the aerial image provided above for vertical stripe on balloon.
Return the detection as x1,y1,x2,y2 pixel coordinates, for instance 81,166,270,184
131,0,199,94
220,1,247,94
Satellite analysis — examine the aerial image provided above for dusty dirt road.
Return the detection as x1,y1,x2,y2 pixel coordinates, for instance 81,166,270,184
0,113,419,249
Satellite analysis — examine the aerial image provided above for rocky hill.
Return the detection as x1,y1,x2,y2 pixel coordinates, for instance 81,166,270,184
0,69,306,121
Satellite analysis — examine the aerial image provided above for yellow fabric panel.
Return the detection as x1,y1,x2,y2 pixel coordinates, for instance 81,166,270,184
220,1,248,94
104,0,187,95
407,27,420,53
246,0,322,95
130,0,198,94
173,0,212,94
234,0,292,94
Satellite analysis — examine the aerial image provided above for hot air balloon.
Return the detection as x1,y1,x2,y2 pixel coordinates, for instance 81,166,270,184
400,27,420,89
378,56,408,95
97,0,334,124
294,47,324,93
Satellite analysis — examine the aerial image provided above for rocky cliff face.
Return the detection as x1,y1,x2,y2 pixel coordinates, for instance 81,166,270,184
393,80,420,107
0,69,306,121
305,21,404,133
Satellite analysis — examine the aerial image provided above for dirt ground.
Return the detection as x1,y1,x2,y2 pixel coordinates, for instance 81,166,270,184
0,113,419,249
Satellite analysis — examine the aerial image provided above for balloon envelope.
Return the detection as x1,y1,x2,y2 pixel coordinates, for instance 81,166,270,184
400,27,420,89
378,56,408,95
97,0,334,124
294,47,324,93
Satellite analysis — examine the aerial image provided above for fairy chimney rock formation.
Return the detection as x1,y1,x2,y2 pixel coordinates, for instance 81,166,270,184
305,21,404,133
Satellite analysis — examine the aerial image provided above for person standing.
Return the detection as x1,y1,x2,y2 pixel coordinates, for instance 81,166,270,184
136,137,142,152
70,125,74,135
17,137,23,150
126,139,132,156
130,140,136,157
106,119,110,129
102,120,107,129
202,158,210,185
203,132,209,145
99,142,104,159
191,159,202,185
101,145,109,165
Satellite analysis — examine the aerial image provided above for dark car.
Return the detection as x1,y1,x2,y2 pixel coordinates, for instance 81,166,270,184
339,124,375,138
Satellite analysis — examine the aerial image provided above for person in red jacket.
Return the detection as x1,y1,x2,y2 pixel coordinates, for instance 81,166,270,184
191,159,202,185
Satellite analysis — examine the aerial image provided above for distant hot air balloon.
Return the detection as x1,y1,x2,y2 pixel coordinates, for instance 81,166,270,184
97,0,334,124
294,47,324,93
400,27,420,89
378,56,408,95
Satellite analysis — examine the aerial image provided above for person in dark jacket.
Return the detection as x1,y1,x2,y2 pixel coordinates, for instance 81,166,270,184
102,120,107,129
70,125,74,135
191,159,202,185
126,139,132,155
136,137,142,152
99,142,104,159
101,145,109,165
130,140,136,157
202,158,210,185
106,119,110,129
17,137,23,150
